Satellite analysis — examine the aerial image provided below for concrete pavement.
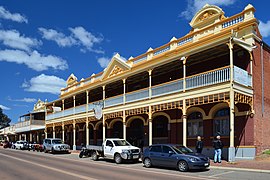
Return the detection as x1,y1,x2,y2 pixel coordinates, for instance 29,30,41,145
1,148,270,180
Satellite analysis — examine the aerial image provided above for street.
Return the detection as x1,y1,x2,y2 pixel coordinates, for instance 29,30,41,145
0,148,270,180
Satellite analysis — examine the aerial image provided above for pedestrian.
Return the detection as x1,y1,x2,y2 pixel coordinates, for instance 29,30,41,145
195,136,204,153
212,135,223,163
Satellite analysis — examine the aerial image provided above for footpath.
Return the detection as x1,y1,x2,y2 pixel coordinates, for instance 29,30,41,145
211,155,270,173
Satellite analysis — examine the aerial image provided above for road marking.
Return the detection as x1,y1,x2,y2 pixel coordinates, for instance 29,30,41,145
36,154,216,180
0,152,96,180
1,149,216,180
209,170,234,177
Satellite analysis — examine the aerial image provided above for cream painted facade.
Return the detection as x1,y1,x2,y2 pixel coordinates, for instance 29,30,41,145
45,4,263,162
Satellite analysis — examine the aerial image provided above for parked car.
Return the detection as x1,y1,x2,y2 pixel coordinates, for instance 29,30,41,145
43,138,70,153
143,144,210,172
31,143,44,152
81,138,141,164
14,140,28,150
3,141,12,148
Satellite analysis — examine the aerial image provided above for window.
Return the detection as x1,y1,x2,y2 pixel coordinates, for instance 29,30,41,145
113,140,131,146
213,108,230,136
150,145,162,152
153,116,168,138
187,112,203,137
162,145,173,154
106,140,113,147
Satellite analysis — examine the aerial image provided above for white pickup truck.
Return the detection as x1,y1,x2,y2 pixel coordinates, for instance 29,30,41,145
84,138,141,164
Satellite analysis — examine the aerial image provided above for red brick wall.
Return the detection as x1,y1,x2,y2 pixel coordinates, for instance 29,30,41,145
235,116,254,146
252,41,270,154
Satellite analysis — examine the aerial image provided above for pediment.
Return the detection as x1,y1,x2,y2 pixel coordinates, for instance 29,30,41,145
190,4,225,31
101,53,131,80
67,73,78,86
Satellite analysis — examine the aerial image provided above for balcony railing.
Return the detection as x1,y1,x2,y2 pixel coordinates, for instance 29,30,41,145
105,95,123,108
152,79,183,97
126,88,149,103
186,67,230,89
15,120,45,128
47,66,252,121
75,105,87,114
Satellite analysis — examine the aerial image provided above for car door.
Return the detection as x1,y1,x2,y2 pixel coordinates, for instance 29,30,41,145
160,145,178,167
104,140,114,159
149,145,163,166
47,139,52,150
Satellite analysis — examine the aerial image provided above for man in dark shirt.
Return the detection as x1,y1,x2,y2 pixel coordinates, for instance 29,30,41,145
212,135,223,163
195,136,204,153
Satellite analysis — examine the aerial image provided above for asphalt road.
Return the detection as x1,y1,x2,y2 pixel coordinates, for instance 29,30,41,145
0,148,270,180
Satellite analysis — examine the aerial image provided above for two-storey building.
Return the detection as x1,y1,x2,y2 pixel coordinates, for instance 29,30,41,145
45,4,270,162
16,99,46,144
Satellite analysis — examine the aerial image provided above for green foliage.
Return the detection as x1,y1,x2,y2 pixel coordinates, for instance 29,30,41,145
0,107,11,129
263,149,270,155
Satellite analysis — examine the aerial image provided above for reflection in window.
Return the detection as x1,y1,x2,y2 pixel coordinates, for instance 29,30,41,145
187,112,203,137
213,108,230,136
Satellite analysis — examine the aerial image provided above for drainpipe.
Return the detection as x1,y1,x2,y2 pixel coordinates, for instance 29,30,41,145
261,42,264,116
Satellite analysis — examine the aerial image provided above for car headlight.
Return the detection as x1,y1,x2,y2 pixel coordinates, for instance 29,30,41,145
188,157,200,162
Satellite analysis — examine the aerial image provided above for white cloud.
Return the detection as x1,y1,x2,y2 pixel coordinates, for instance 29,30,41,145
0,6,28,23
22,74,66,95
13,104,29,107
259,20,270,38
0,104,10,110
38,27,76,47
180,0,236,20
0,29,42,52
69,26,104,53
7,97,37,103
0,49,68,71
39,26,104,53
97,57,110,68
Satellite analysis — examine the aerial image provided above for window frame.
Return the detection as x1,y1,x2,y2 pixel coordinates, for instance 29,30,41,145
187,112,203,137
213,108,230,136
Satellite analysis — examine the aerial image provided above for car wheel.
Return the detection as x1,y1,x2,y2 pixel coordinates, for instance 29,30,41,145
178,160,189,172
114,153,122,164
79,151,84,158
91,151,99,161
20,146,22,150
44,147,47,153
143,158,152,168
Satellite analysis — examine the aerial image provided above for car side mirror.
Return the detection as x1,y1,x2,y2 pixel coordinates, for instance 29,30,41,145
169,151,174,154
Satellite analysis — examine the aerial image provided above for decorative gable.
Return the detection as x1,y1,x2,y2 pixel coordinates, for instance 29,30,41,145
190,4,225,32
67,73,78,86
33,99,45,112
108,65,124,78
101,53,131,80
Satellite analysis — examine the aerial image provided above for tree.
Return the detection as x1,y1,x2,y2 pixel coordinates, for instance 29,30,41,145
0,107,11,129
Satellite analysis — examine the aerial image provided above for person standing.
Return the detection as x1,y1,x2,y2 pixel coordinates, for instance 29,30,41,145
212,135,223,163
195,136,204,153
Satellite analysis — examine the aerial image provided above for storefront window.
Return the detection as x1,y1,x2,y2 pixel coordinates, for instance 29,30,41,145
187,112,203,137
153,116,168,137
213,108,230,136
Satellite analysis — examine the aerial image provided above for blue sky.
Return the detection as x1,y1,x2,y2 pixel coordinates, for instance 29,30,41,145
0,0,270,124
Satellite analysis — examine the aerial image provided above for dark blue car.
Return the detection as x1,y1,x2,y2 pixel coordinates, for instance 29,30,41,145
143,144,210,172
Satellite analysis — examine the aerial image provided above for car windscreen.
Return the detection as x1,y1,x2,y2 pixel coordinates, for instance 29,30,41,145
113,140,131,146
52,140,63,144
172,145,193,154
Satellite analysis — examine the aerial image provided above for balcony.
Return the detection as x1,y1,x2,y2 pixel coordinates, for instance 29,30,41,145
46,66,252,121
15,119,45,133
